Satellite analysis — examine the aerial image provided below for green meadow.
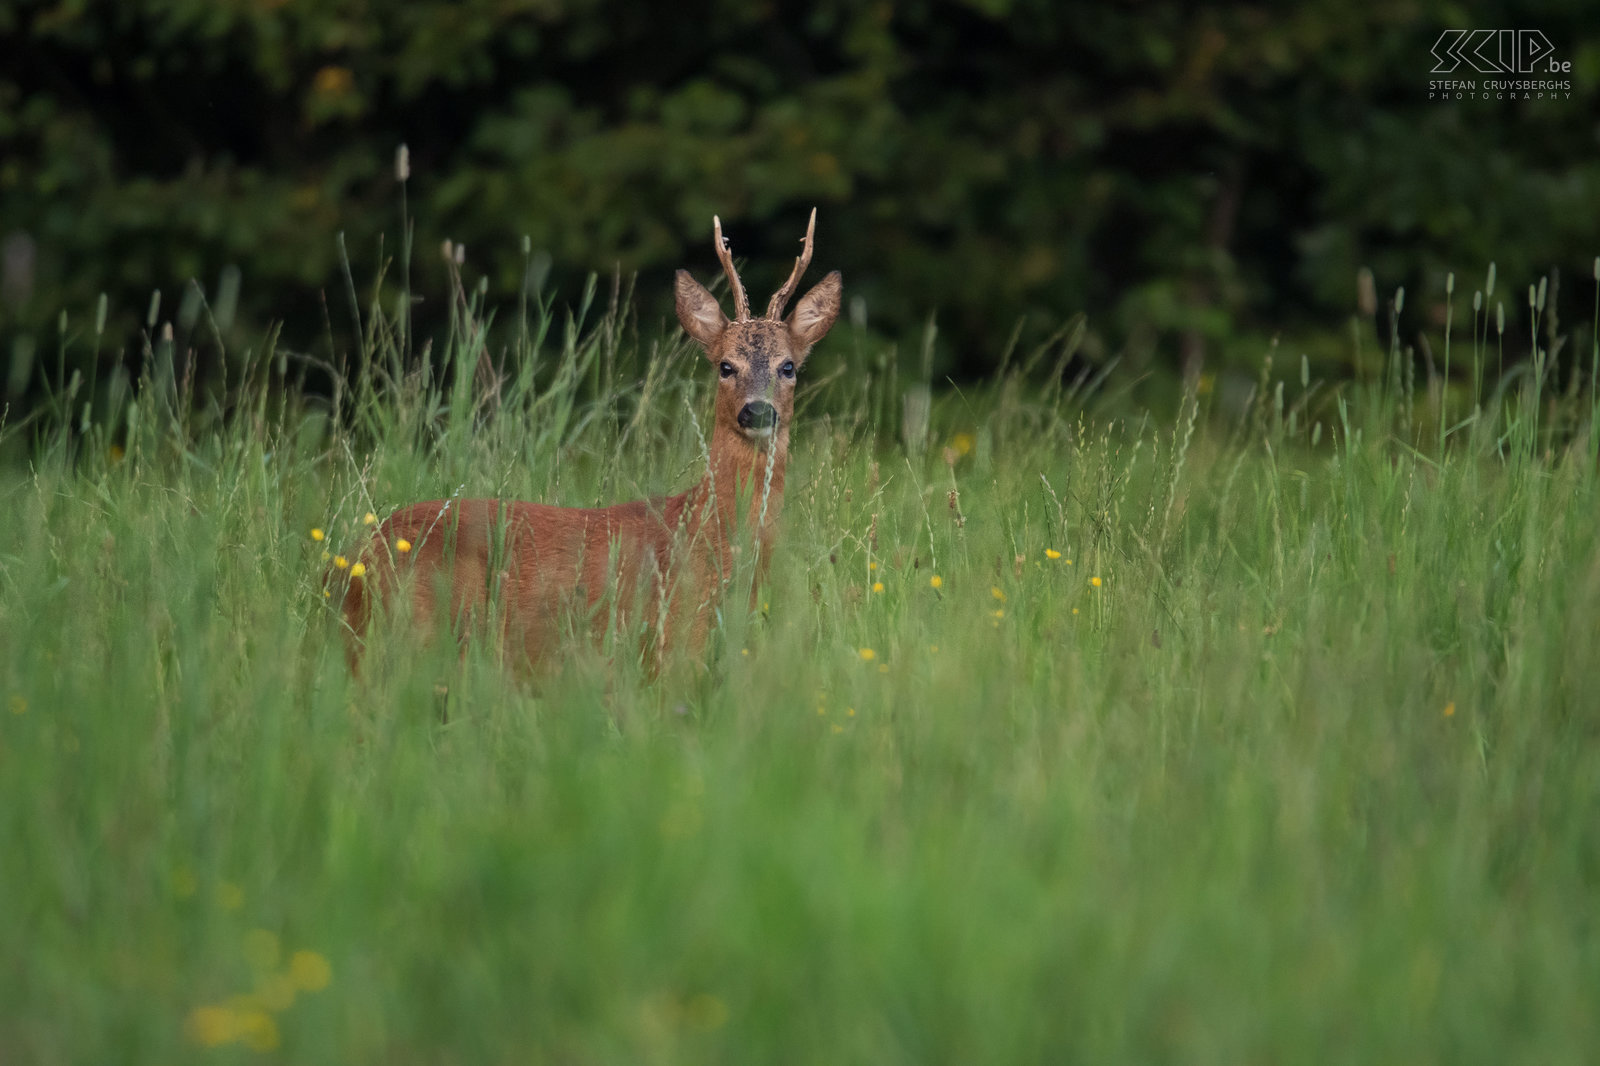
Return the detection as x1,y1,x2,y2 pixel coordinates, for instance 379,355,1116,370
2,272,1598,1064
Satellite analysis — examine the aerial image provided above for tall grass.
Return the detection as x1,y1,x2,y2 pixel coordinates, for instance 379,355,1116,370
1,260,1598,1064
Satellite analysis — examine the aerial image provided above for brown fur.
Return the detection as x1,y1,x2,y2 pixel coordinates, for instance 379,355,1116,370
338,217,842,676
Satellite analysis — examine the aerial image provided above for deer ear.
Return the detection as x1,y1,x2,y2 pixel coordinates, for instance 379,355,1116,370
676,270,727,351
786,270,842,352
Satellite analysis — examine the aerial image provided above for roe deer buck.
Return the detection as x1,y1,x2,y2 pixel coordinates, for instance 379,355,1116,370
337,210,841,675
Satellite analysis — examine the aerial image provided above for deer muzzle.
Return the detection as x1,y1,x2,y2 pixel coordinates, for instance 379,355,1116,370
737,401,778,435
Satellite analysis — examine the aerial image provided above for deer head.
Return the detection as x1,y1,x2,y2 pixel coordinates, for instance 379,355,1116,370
675,209,842,449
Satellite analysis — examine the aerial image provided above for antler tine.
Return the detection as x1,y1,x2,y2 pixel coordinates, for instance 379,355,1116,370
712,215,751,321
766,207,817,319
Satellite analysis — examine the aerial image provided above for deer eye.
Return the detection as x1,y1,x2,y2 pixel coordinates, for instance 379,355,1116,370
719,362,736,379
779,361,796,379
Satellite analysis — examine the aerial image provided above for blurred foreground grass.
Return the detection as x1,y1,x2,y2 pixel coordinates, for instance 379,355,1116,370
1,280,1598,1064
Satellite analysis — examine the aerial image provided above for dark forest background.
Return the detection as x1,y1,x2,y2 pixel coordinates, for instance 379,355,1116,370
2,0,1598,407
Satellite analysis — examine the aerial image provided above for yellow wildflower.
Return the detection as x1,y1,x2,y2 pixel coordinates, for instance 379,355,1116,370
184,1006,239,1048
858,648,876,661
991,586,1006,601
831,724,845,735
869,561,878,571
363,512,377,525
349,562,366,579
1443,701,1456,718
847,708,856,717
310,527,325,541
396,538,412,553
1045,548,1061,560
235,1008,280,1052
951,432,975,456
1090,576,1102,588
685,993,730,1032
333,555,348,570
288,950,332,992
992,608,1004,619
929,575,942,589
872,582,884,593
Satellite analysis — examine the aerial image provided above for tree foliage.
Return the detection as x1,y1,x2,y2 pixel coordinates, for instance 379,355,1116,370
1,0,1597,387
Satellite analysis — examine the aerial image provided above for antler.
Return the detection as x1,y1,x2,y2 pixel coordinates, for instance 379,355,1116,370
712,215,751,322
766,207,817,319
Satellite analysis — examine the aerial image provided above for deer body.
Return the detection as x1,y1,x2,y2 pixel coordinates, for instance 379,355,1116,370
339,212,840,674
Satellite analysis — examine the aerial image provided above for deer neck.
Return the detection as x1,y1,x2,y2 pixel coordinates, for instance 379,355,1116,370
689,421,787,553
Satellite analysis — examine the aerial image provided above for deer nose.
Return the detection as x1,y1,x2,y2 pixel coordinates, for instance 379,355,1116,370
737,401,777,430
